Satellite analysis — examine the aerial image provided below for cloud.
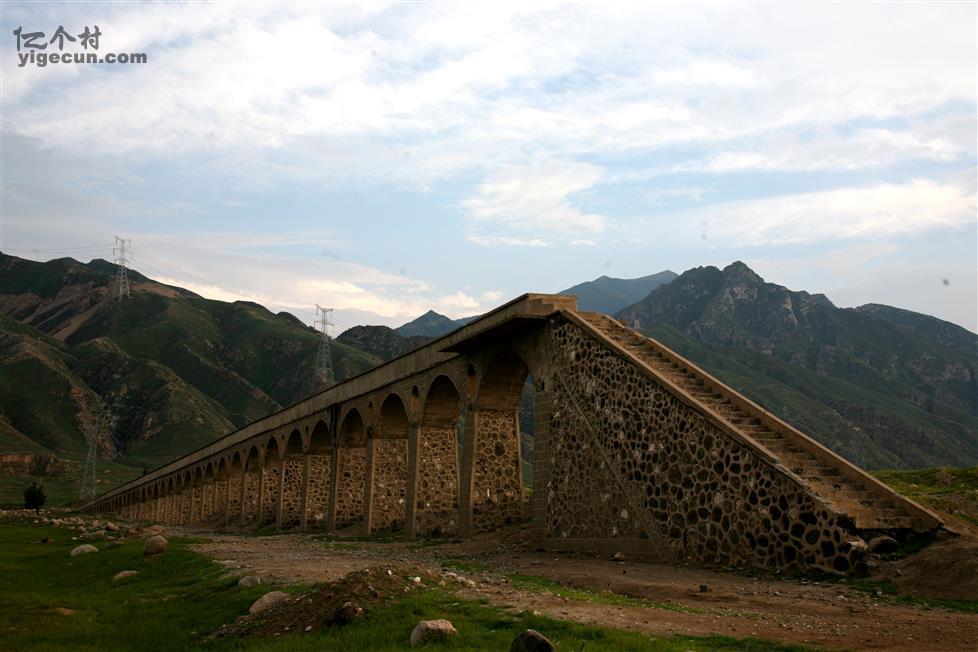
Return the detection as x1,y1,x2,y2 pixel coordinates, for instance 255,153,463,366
463,159,608,246
662,179,976,247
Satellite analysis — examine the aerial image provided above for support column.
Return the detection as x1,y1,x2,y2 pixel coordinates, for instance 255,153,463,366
361,434,377,536
457,403,477,538
404,422,421,538
275,457,287,528
530,388,552,545
299,454,311,531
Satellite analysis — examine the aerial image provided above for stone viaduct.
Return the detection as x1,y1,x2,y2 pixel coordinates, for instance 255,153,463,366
81,294,942,575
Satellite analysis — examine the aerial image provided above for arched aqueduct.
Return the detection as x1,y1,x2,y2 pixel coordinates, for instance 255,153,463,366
82,294,941,575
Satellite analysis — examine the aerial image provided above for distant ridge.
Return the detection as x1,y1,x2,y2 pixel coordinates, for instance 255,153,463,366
396,309,476,338
560,270,677,314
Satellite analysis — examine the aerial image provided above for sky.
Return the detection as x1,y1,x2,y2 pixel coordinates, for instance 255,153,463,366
1,1,975,333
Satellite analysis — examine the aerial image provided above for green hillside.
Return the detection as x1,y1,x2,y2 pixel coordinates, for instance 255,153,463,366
619,262,978,469
0,253,383,477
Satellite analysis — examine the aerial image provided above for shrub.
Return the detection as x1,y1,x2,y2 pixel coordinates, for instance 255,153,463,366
24,480,47,513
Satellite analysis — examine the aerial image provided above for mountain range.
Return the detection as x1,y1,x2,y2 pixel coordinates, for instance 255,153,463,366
2,252,975,481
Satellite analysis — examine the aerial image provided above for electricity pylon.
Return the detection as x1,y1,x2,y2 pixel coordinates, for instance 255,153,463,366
79,414,104,499
113,236,132,300
314,305,335,388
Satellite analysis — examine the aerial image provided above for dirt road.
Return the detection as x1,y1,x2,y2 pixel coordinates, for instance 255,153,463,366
191,528,978,651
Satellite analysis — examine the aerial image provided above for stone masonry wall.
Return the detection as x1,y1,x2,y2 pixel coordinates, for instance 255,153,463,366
335,448,366,528
472,409,524,533
261,464,281,524
280,459,305,528
547,319,862,574
371,439,407,532
417,425,459,536
241,473,260,524
306,455,332,529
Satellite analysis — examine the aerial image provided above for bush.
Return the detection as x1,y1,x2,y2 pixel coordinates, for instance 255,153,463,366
24,480,47,513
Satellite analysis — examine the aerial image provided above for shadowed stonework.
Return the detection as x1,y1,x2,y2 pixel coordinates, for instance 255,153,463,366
87,294,942,576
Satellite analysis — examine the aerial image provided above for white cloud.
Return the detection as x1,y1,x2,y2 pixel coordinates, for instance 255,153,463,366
463,160,608,246
667,179,976,247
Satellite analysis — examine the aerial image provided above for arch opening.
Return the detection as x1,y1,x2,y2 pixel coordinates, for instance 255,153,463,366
280,429,306,528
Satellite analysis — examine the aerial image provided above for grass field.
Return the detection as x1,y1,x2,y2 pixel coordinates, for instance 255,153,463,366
0,516,813,651
870,466,978,527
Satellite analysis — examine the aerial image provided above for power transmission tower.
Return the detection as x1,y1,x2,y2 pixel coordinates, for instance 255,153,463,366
112,235,132,300
314,305,335,388
79,414,103,499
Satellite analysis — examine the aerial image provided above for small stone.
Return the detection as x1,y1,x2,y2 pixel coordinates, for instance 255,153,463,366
304,625,312,632
249,591,289,614
113,570,140,582
144,535,168,555
611,551,626,562
105,522,120,532
238,575,262,588
510,628,556,652
334,601,363,624
410,619,458,647
411,576,422,585
70,544,98,557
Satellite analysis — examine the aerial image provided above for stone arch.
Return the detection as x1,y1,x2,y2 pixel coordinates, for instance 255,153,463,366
416,374,463,536
470,351,531,532
369,393,410,532
335,407,367,529
306,419,332,529
224,451,243,524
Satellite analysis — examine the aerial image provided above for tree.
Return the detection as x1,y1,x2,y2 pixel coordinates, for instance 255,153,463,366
24,479,47,513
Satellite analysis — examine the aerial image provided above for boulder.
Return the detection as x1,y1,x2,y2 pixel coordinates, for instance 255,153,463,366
143,525,166,538
238,575,262,588
113,570,140,582
867,535,900,554
70,544,98,557
611,551,626,562
510,629,556,652
410,619,458,647
333,601,363,624
105,522,120,532
144,535,168,555
249,591,289,614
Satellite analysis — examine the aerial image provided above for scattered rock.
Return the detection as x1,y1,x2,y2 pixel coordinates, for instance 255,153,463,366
143,525,166,538
113,570,140,582
410,619,458,647
333,601,363,624
304,625,312,632
105,522,120,532
510,628,556,652
249,591,289,615
144,534,168,556
611,551,626,562
70,544,98,557
238,575,262,588
868,535,900,554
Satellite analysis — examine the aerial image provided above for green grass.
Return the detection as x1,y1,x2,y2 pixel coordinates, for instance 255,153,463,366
439,558,759,618
845,578,978,614
0,460,145,509
0,516,812,651
870,466,978,527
